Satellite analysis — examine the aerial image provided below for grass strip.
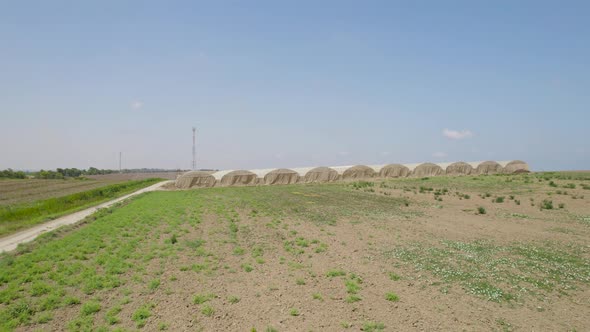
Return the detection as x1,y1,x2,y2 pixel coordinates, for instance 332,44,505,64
0,178,163,237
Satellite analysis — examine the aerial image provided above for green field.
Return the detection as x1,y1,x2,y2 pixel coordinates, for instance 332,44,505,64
0,173,589,331
0,178,163,237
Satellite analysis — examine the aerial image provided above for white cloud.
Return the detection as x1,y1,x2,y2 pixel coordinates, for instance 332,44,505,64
432,151,447,158
131,100,143,110
443,128,473,140
380,151,390,157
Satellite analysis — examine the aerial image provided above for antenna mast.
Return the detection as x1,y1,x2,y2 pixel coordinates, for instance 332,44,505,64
192,127,196,170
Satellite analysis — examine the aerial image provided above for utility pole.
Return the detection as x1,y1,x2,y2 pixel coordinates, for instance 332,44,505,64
192,127,196,170
119,152,122,173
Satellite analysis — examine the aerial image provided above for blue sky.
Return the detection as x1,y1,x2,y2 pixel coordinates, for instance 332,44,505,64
1,1,588,171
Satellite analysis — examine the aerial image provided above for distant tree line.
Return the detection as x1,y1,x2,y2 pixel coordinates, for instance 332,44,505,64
0,169,27,179
1,167,187,180
39,167,118,179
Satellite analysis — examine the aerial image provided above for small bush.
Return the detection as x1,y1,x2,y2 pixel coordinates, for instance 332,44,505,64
477,207,486,215
64,297,81,305
558,203,565,209
326,270,346,278
80,301,101,316
132,304,153,328
362,321,385,331
541,199,554,210
345,295,362,303
385,292,399,302
494,196,505,203
201,305,214,317
388,272,401,281
148,279,160,290
193,294,214,304
351,181,374,190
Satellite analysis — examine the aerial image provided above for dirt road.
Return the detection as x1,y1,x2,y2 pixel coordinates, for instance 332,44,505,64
0,180,172,253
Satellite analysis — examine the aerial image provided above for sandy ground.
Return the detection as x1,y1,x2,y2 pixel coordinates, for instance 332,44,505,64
0,181,172,253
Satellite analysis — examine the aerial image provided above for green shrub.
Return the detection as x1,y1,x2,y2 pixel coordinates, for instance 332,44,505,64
201,305,214,317
326,270,346,277
80,301,101,316
362,321,385,331
132,304,153,328
351,181,374,190
385,292,399,302
541,199,554,210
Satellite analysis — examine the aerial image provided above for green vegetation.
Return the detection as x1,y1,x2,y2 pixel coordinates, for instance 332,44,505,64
388,272,401,281
80,301,101,315
351,181,375,190
0,178,162,236
105,305,122,325
132,304,153,328
477,207,486,215
541,199,554,210
326,269,347,278
201,305,214,317
345,295,362,303
148,278,160,291
494,196,505,203
0,169,27,179
385,292,399,302
362,321,385,331
193,294,215,304
389,240,590,302
1,167,144,180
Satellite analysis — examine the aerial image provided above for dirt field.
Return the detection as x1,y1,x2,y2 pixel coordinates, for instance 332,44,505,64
1,172,589,331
